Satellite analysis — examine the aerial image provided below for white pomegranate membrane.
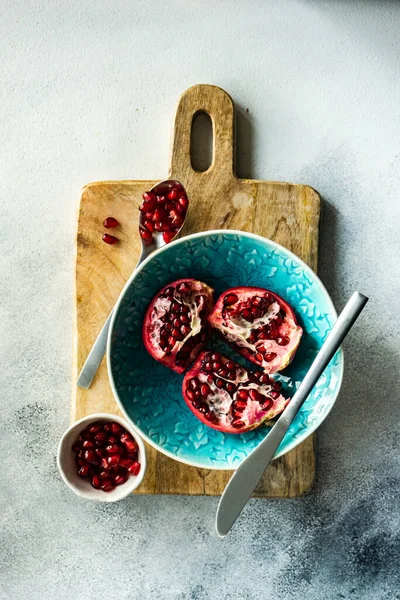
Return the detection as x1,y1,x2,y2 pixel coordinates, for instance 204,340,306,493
183,352,288,433
208,287,302,374
139,182,188,244
142,279,215,374
72,421,141,492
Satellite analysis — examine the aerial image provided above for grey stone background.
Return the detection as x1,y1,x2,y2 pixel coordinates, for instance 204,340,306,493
1,1,399,599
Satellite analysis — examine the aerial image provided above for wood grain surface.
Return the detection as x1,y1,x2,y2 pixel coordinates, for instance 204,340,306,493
72,84,320,496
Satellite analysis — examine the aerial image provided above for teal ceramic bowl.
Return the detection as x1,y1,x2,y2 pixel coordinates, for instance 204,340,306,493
108,230,344,470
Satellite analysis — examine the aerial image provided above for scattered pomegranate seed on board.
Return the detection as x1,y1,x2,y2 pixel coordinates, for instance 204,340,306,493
102,233,118,245
103,216,119,228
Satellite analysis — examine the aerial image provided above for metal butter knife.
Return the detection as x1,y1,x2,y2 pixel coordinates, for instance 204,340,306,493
216,291,368,538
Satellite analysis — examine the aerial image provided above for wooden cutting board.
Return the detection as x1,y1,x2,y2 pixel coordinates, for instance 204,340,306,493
72,84,320,496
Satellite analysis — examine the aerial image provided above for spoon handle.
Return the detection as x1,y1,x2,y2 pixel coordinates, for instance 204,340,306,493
215,291,369,538
76,249,151,389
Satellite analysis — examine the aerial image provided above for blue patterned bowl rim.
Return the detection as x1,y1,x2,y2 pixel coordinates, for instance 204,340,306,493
107,229,344,469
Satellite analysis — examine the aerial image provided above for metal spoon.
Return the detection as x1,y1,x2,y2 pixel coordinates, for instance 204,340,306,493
77,179,189,389
215,291,369,538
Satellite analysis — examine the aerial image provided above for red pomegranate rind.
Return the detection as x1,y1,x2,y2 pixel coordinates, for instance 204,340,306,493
182,352,288,433
143,278,214,374
207,287,302,374
139,181,189,245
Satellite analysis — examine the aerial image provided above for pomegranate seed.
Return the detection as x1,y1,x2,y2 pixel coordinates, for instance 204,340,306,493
261,398,273,411
94,431,107,445
91,475,102,489
255,353,263,363
237,389,249,401
274,381,282,391
88,424,101,434
84,450,98,464
95,448,105,458
234,399,247,411
248,331,258,343
142,191,156,203
218,368,228,378
107,436,118,444
277,336,290,346
186,389,195,400
101,457,110,470
82,440,94,449
163,231,175,244
114,473,128,486
167,189,178,200
102,233,118,245
257,331,269,340
259,374,271,384
144,220,154,232
249,389,264,403
128,462,141,476
226,382,236,394
242,309,251,320
156,195,166,204
213,361,222,371
78,464,91,478
224,293,238,306
120,433,132,444
139,228,152,241
103,216,119,228
190,378,200,390
270,390,280,400
201,383,210,397
265,352,277,362
105,444,122,455
106,455,121,468
103,423,112,432
232,420,245,429
154,208,166,221
178,196,188,210
71,442,81,454
124,440,138,454
181,325,191,336
101,478,115,492
98,470,109,479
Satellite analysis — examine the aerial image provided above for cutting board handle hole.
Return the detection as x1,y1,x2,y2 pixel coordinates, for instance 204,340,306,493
190,111,213,173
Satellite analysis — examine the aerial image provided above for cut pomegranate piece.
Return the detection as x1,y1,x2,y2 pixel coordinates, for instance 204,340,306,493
138,181,188,245
143,278,214,373
182,352,289,433
208,287,302,374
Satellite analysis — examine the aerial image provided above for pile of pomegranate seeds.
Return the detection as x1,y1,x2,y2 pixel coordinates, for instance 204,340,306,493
72,421,141,492
139,184,188,244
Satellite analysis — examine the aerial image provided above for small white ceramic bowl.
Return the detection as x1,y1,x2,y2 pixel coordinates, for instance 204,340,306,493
57,413,146,502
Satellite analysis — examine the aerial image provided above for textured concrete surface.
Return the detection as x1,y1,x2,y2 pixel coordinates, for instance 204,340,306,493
1,1,399,599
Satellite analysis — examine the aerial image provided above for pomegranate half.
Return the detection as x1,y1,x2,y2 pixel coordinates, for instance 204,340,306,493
182,351,288,433
207,287,302,374
143,278,214,374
